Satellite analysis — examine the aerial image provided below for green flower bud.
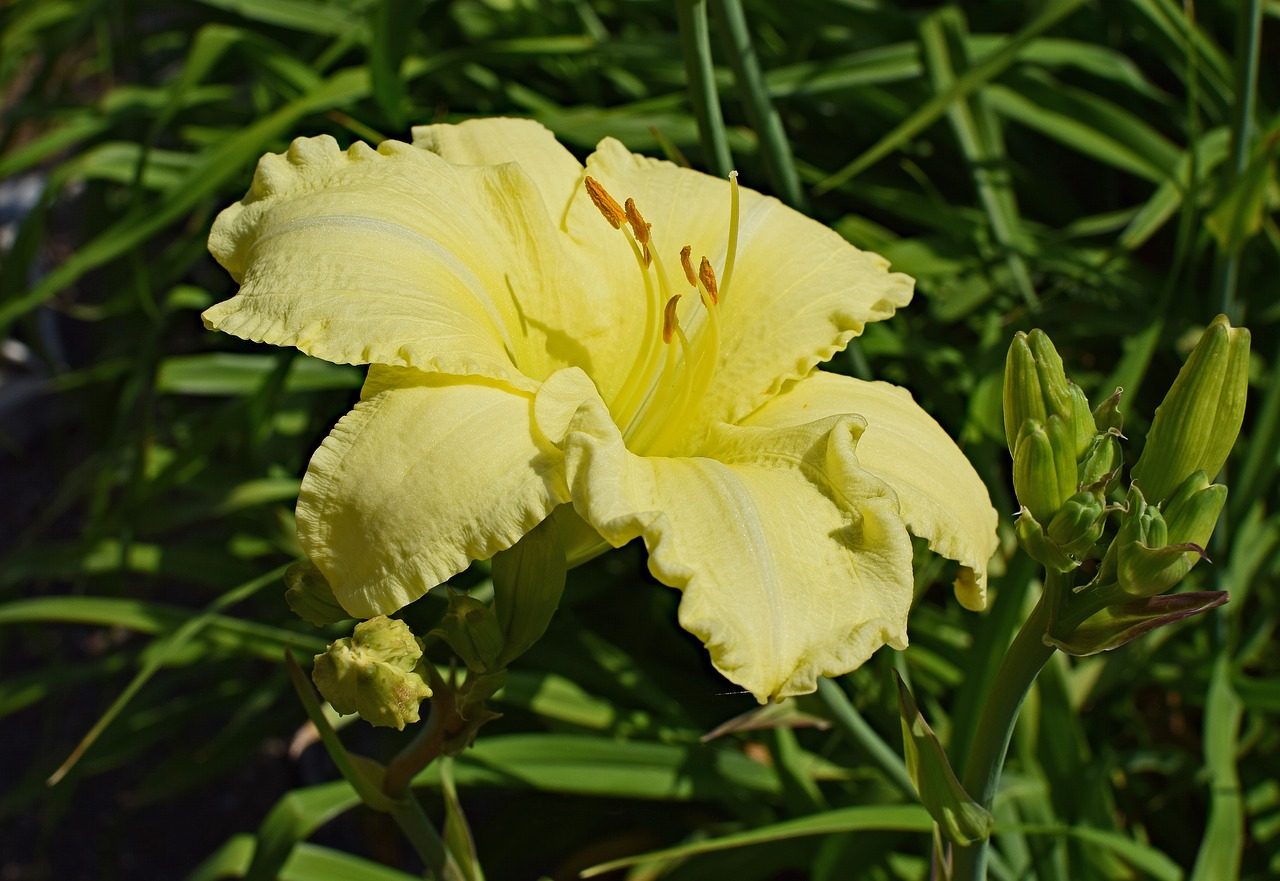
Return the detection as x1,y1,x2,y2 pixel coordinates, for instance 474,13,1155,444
1015,507,1079,573
1092,387,1124,434
1131,315,1250,503
1066,381,1096,460
1163,471,1227,550
1077,431,1124,493
284,561,350,627
1046,491,1108,558
430,592,505,674
1013,417,1078,522
1015,491,1107,572
1003,330,1074,457
313,616,432,730
1116,483,1216,598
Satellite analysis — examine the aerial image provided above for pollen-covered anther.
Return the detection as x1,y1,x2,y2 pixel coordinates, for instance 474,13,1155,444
662,294,682,344
680,245,698,287
698,257,719,306
584,176,625,229
624,198,651,245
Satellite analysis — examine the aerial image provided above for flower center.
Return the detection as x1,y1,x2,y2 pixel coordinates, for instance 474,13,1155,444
584,171,741,456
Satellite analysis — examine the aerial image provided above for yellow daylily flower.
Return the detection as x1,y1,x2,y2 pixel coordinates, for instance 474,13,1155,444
205,118,998,702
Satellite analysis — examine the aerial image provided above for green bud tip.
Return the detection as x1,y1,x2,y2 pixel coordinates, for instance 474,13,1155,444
1004,330,1076,458
1132,315,1249,503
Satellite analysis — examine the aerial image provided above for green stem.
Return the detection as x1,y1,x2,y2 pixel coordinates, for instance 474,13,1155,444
816,677,915,799
388,796,452,879
675,0,732,177
1212,0,1262,322
712,0,804,209
384,666,452,799
952,578,1060,881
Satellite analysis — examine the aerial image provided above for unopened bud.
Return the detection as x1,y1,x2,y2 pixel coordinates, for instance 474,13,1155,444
312,616,432,730
430,592,505,674
1004,332,1056,456
1066,382,1095,459
284,561,349,627
1015,508,1078,573
1132,315,1249,503
1046,491,1108,558
1092,387,1124,434
1163,471,1227,550
1078,431,1124,493
1116,484,1215,598
1015,491,1107,572
1014,419,1074,522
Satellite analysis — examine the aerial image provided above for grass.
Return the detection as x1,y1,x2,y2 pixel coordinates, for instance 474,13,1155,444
1,0,1278,879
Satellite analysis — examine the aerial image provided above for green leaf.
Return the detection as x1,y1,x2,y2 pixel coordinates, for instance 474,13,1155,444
1011,824,1184,881
190,836,424,881
580,804,932,877
283,650,397,811
1190,657,1245,881
243,781,363,881
1205,132,1279,255
894,671,994,846
156,353,363,396
0,596,326,658
369,0,413,129
439,758,485,881
816,0,1090,191
413,733,787,800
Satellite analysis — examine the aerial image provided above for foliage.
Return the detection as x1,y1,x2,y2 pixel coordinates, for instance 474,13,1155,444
1,0,1277,878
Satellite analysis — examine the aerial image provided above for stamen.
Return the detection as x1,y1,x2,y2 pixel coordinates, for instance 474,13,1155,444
698,257,719,306
624,198,651,245
662,294,682,344
585,176,626,229
680,245,697,287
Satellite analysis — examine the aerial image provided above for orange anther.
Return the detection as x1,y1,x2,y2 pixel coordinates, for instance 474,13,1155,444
662,294,682,344
680,245,697,287
624,198,651,245
584,176,625,229
698,257,719,306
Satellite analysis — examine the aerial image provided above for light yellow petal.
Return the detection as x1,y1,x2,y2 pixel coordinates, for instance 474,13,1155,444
742,371,999,611
409,121,667,405
411,118,584,225
566,137,914,438
204,135,600,389
535,369,915,702
297,366,572,618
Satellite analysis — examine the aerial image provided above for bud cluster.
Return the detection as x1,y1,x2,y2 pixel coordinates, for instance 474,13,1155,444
1004,330,1122,572
1002,316,1249,655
